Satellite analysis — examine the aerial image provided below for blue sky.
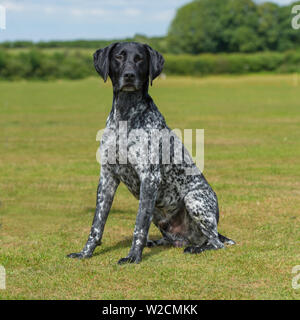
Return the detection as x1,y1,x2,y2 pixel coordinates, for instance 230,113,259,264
0,0,296,41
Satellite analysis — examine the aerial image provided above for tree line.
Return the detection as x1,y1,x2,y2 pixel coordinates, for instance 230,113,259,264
167,0,300,54
1,0,300,54
1,49,300,80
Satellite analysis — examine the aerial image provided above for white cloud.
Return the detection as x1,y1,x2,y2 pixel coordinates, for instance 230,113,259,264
152,9,175,22
44,7,56,14
2,1,60,14
2,1,24,11
70,8,82,16
70,8,108,17
123,8,141,17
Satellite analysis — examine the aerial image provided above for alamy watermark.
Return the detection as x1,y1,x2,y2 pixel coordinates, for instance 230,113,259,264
96,122,204,176
0,265,5,289
292,5,300,30
0,5,6,30
292,265,300,290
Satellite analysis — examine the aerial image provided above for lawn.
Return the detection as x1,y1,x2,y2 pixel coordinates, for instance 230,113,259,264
0,75,299,299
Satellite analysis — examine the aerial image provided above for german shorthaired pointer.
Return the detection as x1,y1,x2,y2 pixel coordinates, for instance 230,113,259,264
67,42,235,264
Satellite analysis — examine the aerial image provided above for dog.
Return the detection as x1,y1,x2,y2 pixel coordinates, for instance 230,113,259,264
67,42,235,264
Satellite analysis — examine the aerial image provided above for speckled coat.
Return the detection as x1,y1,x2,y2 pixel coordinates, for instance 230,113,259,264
67,42,235,264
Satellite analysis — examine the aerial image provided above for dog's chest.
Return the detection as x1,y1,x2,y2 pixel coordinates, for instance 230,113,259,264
114,164,141,198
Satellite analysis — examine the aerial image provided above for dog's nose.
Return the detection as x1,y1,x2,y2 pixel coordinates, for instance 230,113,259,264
124,72,135,81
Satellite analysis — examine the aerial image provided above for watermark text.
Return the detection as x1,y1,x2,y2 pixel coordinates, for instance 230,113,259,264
292,265,300,289
292,5,300,30
0,5,6,30
96,122,204,176
0,265,5,289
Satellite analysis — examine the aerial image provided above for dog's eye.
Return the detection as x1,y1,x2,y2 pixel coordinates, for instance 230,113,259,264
134,55,143,63
115,55,123,61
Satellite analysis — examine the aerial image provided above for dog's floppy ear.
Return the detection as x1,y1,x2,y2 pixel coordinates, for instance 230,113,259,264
144,44,165,85
93,42,119,82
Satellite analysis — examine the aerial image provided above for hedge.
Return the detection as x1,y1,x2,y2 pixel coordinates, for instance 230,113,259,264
0,49,300,80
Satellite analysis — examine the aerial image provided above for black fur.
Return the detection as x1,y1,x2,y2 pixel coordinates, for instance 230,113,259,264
67,42,235,264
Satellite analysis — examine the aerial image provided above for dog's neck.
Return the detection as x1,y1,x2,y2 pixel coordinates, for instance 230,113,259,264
110,88,149,124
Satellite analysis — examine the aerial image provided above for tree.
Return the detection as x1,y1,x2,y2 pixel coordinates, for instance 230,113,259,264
221,0,263,52
167,0,300,54
167,0,228,54
257,2,280,51
277,1,300,51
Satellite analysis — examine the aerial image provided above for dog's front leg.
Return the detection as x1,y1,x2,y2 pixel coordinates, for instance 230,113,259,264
118,175,159,264
67,168,120,259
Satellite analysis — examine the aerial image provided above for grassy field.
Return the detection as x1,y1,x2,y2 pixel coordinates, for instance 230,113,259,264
0,75,299,300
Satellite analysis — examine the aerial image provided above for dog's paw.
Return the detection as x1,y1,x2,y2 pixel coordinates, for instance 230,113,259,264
184,243,224,254
66,252,91,259
183,246,205,254
224,238,236,246
146,240,157,248
118,254,141,265
218,233,236,246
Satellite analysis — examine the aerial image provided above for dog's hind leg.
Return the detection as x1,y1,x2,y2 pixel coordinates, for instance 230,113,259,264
218,233,236,246
184,233,235,253
146,208,171,247
146,237,170,247
183,189,224,254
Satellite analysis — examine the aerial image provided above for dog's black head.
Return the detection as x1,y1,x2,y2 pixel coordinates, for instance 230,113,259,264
93,42,164,92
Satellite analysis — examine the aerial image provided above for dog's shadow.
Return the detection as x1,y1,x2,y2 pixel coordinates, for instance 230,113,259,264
84,207,173,262
93,237,172,262
85,207,133,215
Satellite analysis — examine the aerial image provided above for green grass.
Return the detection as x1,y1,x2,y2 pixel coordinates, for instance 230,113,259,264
0,74,299,300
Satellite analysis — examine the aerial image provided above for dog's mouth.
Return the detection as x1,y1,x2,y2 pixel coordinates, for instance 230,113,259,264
121,84,137,92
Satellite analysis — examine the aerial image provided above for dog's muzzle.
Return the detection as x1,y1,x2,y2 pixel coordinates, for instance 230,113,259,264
121,84,137,92
120,71,138,92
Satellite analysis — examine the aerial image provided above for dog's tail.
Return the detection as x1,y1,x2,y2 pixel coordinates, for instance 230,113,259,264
218,233,236,246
